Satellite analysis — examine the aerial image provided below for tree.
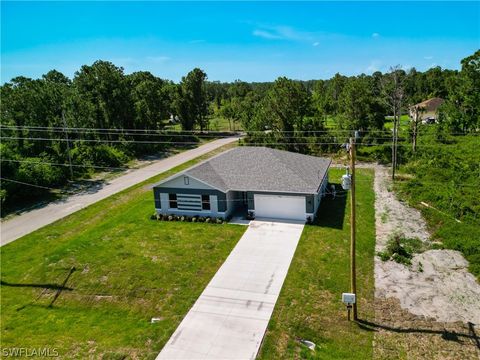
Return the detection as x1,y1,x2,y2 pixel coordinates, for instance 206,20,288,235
252,77,309,149
73,60,133,132
175,68,208,131
337,76,386,130
382,65,405,180
441,50,480,132
127,71,170,129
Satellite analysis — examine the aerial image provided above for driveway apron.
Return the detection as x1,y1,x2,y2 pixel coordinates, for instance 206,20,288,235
157,219,305,360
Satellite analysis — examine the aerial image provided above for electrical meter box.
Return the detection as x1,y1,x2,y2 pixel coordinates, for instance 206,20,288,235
342,293,356,305
341,174,351,190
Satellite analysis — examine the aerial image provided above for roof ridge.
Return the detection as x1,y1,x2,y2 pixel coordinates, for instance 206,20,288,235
267,148,312,189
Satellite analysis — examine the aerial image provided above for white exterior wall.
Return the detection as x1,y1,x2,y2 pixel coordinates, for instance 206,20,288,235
210,195,218,213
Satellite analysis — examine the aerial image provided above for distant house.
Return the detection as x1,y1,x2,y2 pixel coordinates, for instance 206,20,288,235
152,147,331,222
409,97,445,124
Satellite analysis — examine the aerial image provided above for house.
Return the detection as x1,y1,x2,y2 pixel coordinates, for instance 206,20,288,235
152,147,331,222
409,97,445,124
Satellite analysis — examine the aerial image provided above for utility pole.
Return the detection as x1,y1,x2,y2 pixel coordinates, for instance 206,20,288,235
349,137,357,320
392,108,398,181
62,111,74,180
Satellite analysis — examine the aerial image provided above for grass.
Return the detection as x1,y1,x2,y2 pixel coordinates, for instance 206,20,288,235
1,155,376,359
396,135,480,279
0,143,246,359
377,233,426,266
384,114,410,131
164,116,243,132
258,168,376,359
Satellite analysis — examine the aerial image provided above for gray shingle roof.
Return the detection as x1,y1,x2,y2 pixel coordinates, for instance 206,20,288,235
155,147,331,194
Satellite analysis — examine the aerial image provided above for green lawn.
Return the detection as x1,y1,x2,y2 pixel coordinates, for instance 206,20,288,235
1,161,376,359
164,116,243,132
258,168,376,359
384,114,410,132
0,144,245,359
395,135,480,279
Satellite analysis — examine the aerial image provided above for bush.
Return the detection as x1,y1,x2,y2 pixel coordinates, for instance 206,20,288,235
16,157,64,188
377,233,426,266
70,144,129,168
149,214,225,224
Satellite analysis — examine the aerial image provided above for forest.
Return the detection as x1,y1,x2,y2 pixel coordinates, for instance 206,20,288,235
1,50,479,222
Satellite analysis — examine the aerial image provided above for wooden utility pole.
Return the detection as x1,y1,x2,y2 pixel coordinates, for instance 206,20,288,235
62,111,74,180
391,108,397,181
349,137,358,320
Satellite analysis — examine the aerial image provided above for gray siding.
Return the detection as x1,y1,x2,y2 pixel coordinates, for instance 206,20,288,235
305,194,314,213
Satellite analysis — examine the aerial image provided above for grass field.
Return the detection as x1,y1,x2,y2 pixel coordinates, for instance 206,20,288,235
258,168,376,359
164,116,243,132
395,135,480,279
1,162,375,359
0,144,245,359
384,114,410,132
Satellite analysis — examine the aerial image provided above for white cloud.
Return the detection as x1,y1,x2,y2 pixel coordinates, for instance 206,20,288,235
253,25,315,42
372,32,380,38
252,29,283,40
366,60,382,73
312,42,320,47
146,56,170,63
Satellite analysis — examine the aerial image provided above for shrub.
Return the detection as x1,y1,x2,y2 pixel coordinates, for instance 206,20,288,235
377,233,426,266
16,157,64,188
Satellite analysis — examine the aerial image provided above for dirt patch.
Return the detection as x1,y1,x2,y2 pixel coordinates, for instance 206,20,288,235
373,165,480,357
372,297,480,360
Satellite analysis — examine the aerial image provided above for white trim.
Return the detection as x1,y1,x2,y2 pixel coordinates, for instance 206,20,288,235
155,172,225,192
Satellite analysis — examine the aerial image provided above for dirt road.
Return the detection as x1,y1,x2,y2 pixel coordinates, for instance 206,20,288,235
0,137,239,246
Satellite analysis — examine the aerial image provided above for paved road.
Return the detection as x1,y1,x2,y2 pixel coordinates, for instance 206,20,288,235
0,137,239,246
157,219,305,360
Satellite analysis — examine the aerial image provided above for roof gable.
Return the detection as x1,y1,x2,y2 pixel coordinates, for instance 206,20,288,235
154,147,331,194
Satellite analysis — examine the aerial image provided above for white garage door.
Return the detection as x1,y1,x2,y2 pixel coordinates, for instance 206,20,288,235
254,194,306,221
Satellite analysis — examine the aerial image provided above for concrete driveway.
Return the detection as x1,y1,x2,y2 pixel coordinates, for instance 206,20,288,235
157,219,305,360
0,137,239,246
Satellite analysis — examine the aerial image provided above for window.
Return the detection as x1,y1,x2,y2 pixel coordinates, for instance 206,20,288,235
169,193,177,208
202,195,210,210
184,176,189,185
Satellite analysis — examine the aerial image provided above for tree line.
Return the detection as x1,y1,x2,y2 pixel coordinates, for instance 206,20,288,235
1,50,478,211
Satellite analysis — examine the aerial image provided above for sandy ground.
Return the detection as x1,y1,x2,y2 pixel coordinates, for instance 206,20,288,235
373,164,480,358
374,165,480,324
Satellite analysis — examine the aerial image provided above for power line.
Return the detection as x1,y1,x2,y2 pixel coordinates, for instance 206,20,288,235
0,158,163,173
2,160,477,189
2,124,478,136
1,136,476,148
0,176,350,199
0,177,76,194
0,124,390,134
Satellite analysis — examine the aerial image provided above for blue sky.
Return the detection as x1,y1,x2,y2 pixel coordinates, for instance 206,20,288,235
1,1,479,83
